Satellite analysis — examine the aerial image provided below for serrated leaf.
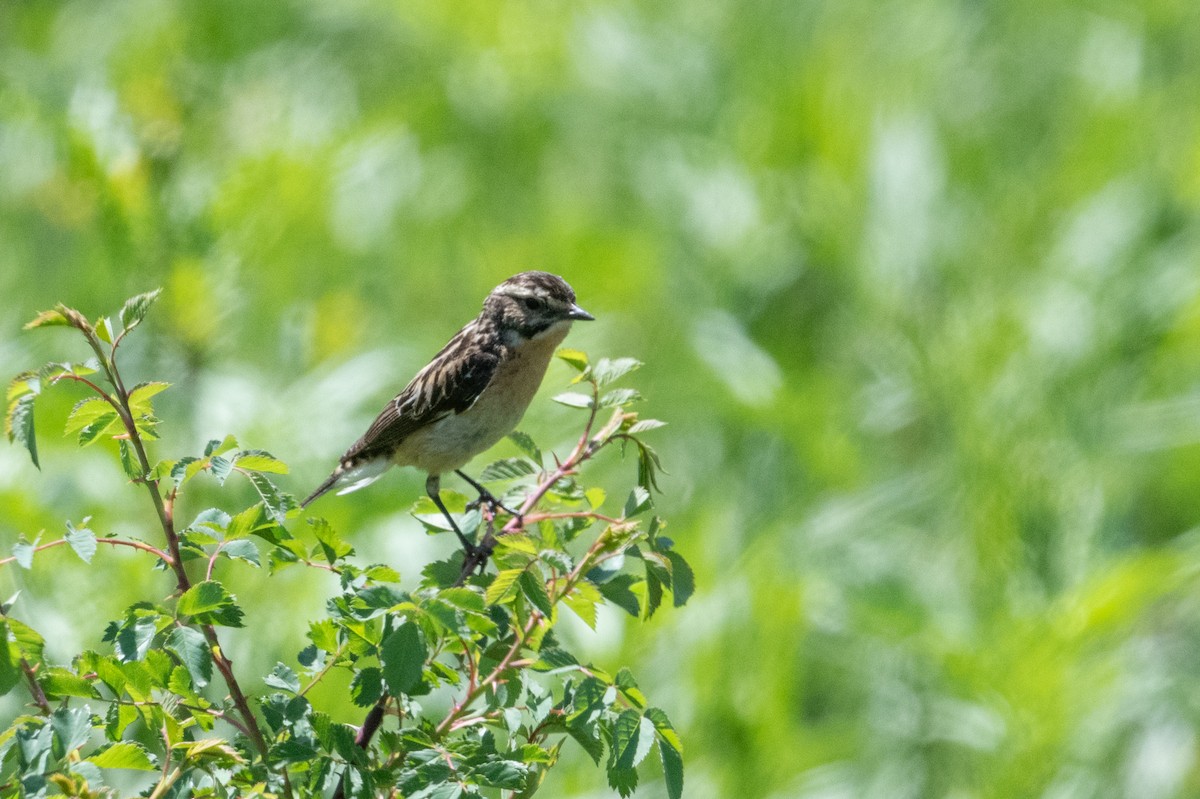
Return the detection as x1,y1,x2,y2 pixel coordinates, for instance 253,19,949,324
479,457,539,482
119,289,162,333
598,575,641,618
611,711,655,770
553,392,594,409
52,706,94,754
95,316,114,344
592,357,642,386
563,581,603,630
112,614,159,662
221,539,261,568
604,388,643,407
486,568,524,605
118,440,142,479
624,486,652,518
311,518,354,564
351,667,383,707
475,760,530,789
246,472,296,523
264,662,300,694
64,397,116,435
519,569,554,618
40,667,100,700
508,430,543,463
65,521,97,564
437,587,487,614
24,308,70,330
556,348,589,372
380,620,426,696
12,535,38,570
308,619,339,653
659,736,684,799
0,628,19,697
165,627,212,688
607,764,639,797
177,581,244,627
128,381,169,410
666,551,694,607
88,741,156,771
7,392,39,468
233,449,289,474
627,419,666,434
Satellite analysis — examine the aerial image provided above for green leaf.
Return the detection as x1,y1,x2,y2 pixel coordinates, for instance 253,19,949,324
118,440,142,479
380,620,426,696
627,418,666,434
307,619,339,653
64,396,115,435
659,736,684,799
264,662,301,693
599,575,642,618
624,486,652,518
615,668,648,709
88,741,156,771
666,551,695,607
95,315,115,344
592,357,642,386
65,521,97,564
165,627,212,688
486,568,525,605
12,535,38,570
24,308,71,329
645,707,684,756
607,763,639,798
519,568,555,618
556,348,589,372
127,381,169,410
611,710,655,770
221,539,262,568
351,667,384,707
7,391,39,468
553,392,594,409
437,587,487,614
479,457,539,482
39,667,100,700
52,706,93,754
0,622,21,696
118,289,162,333
563,581,603,630
111,614,159,662
233,449,289,474
475,760,530,789
600,388,642,408
311,518,354,564
246,472,297,523
508,430,543,463
177,581,245,627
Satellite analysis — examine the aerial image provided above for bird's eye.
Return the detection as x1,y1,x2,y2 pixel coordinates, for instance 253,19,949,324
523,297,546,312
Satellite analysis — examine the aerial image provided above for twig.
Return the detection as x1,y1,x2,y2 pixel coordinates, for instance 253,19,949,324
0,536,172,569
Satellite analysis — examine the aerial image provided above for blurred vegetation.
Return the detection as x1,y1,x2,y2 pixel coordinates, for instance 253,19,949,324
4,0,1200,797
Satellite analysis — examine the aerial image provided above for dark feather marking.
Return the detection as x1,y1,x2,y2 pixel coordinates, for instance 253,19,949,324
339,318,506,466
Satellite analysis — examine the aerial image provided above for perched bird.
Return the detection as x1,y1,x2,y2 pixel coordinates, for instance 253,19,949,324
301,271,594,554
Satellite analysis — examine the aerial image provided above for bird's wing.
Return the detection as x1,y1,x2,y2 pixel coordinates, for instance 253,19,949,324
340,329,502,465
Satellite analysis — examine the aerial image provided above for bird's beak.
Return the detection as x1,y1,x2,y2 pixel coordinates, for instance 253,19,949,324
566,304,595,321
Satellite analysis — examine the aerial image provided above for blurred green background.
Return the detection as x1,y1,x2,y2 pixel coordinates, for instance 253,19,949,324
5,0,1200,796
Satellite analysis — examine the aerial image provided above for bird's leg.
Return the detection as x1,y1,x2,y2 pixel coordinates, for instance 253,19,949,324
456,469,524,526
426,473,479,556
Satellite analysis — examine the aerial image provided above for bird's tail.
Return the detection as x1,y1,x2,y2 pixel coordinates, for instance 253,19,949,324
300,470,341,508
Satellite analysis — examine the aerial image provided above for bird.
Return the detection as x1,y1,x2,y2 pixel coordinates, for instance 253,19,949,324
301,271,594,555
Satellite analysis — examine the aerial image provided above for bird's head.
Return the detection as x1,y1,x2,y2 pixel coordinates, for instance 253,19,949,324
485,271,594,340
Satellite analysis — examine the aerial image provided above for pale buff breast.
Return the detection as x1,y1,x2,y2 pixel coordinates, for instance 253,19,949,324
391,321,571,475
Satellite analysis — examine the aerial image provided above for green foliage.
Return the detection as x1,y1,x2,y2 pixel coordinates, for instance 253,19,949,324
0,294,686,799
